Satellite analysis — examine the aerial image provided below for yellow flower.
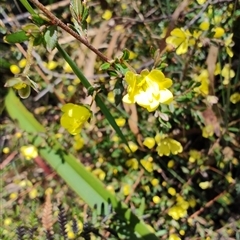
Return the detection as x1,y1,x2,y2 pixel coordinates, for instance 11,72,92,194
153,196,161,204
124,141,138,153
60,103,91,135
212,27,225,38
143,137,155,149
63,62,73,73
92,168,106,180
197,0,207,4
199,21,210,31
199,181,211,189
168,187,176,196
10,65,21,74
167,160,175,168
230,92,240,104
193,69,209,96
169,233,181,240
20,145,38,160
225,34,234,58
179,230,185,236
155,134,183,156
4,218,12,226
221,64,235,85
214,62,221,75
29,188,38,199
202,125,214,138
102,10,112,20
47,60,58,70
19,59,27,68
126,158,139,170
123,69,173,112
189,150,201,163
151,178,159,186
140,159,153,172
122,184,131,196
168,204,188,220
166,28,195,55
115,117,126,127
3,147,10,154
73,135,84,150
107,91,115,103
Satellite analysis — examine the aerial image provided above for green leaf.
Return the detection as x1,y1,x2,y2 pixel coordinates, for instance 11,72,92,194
5,90,159,240
0,58,11,68
44,26,58,52
100,62,111,70
4,31,29,44
56,44,130,151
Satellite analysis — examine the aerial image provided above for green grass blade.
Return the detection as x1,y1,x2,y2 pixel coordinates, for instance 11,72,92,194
56,43,130,150
19,0,36,15
5,90,158,240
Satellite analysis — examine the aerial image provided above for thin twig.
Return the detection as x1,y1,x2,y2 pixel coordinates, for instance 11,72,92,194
28,0,110,63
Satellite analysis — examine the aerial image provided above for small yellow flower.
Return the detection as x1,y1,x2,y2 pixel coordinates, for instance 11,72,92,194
189,150,201,163
9,192,18,200
153,196,161,204
199,21,210,31
140,159,153,172
189,198,197,208
92,168,106,180
115,117,126,127
225,34,234,58
155,134,183,156
3,147,10,154
143,137,155,149
47,60,58,70
169,233,181,240
123,69,173,112
124,141,138,153
102,10,112,20
126,158,139,170
202,125,214,138
73,135,84,150
122,184,131,196
221,64,235,85
167,160,175,168
151,178,159,186
168,187,176,196
230,92,240,104
29,188,38,199
179,230,185,236
106,185,115,194
199,181,211,189
60,103,91,135
197,0,207,4
20,145,38,160
45,188,53,195
193,69,209,96
107,91,115,103
166,28,195,55
67,232,75,239
212,27,225,38
10,64,20,74
4,218,12,226
18,59,27,68
63,62,73,73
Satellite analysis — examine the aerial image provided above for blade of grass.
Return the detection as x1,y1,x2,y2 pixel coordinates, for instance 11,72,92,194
5,89,158,240
19,0,36,14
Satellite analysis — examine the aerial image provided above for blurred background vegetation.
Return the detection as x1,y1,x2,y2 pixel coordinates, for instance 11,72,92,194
1,0,240,239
